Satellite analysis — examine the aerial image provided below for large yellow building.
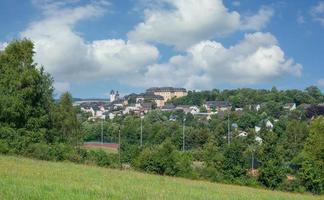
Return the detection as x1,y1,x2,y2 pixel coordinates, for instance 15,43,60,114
146,87,187,102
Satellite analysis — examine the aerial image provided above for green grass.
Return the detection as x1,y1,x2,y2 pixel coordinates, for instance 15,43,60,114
0,156,322,200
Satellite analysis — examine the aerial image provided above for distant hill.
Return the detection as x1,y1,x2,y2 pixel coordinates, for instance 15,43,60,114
0,156,321,200
73,98,109,102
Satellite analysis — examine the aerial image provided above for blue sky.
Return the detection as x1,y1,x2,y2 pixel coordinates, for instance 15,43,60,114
0,0,323,98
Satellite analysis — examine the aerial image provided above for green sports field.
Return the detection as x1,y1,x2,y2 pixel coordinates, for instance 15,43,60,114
0,156,322,200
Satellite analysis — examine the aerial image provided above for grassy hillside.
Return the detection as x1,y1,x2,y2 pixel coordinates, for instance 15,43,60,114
0,156,322,200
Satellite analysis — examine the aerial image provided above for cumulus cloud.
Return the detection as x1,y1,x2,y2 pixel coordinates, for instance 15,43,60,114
240,7,274,30
128,0,273,48
14,0,300,90
311,1,324,26
125,32,302,89
317,79,324,87
21,1,159,82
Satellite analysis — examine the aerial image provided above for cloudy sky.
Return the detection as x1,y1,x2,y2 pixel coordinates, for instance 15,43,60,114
0,0,323,98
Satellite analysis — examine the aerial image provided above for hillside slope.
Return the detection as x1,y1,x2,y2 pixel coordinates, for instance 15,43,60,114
0,156,322,200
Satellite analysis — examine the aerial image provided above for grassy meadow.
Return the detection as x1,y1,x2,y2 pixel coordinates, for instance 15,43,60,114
0,156,322,200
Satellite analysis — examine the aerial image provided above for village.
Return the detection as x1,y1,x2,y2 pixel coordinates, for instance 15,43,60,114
74,86,323,145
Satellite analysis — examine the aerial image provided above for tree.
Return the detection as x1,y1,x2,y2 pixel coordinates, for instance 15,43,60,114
51,92,81,145
258,131,285,189
0,39,54,150
298,117,324,194
133,139,192,176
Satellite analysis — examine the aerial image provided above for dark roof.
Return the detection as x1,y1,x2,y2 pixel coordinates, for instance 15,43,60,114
141,103,152,109
205,101,231,107
125,93,163,100
162,104,176,110
146,87,186,93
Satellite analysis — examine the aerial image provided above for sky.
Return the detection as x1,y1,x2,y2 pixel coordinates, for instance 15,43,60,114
0,0,323,98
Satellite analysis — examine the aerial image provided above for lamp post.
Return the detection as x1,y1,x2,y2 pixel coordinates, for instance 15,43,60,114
118,126,121,169
182,116,186,151
140,113,144,147
101,118,104,144
251,149,255,171
227,111,230,145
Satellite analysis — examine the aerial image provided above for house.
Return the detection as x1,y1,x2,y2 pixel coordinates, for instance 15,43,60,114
235,108,244,111
140,102,153,113
81,107,95,117
161,103,176,111
238,131,248,137
298,103,311,110
169,115,177,121
255,136,263,144
175,105,192,113
266,119,274,129
204,101,231,113
231,123,238,130
123,104,141,114
189,106,200,114
255,126,261,133
283,103,296,111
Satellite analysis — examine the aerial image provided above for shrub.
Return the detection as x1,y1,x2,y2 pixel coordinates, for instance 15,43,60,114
0,140,9,154
25,143,53,160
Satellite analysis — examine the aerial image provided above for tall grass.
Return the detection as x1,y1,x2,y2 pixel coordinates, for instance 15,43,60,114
0,156,322,200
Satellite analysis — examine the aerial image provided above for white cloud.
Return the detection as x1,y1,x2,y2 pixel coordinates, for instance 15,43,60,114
317,79,324,87
240,7,274,30
14,0,300,91
54,81,70,93
128,0,273,48
311,1,324,26
125,32,302,89
20,1,159,84
0,42,8,51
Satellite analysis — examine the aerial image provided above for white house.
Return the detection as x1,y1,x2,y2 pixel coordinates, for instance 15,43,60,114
238,131,248,137
255,136,263,144
283,103,296,111
266,120,274,129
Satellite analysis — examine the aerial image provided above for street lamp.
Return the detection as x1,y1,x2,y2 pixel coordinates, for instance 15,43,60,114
182,116,186,151
101,118,104,144
227,111,230,145
118,126,121,169
140,113,144,147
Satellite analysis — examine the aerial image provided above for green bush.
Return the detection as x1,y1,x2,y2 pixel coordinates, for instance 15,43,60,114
88,149,113,167
25,143,53,160
133,139,193,177
0,140,9,154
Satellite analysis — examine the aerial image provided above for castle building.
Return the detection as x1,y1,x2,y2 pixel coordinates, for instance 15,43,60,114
146,87,187,102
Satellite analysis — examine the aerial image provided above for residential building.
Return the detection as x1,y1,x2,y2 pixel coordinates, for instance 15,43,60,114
204,101,231,112
283,103,296,111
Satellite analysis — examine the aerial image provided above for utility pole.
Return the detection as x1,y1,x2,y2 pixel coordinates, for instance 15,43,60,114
140,114,144,147
118,126,121,169
227,111,230,145
251,149,255,171
101,118,104,144
182,116,186,151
